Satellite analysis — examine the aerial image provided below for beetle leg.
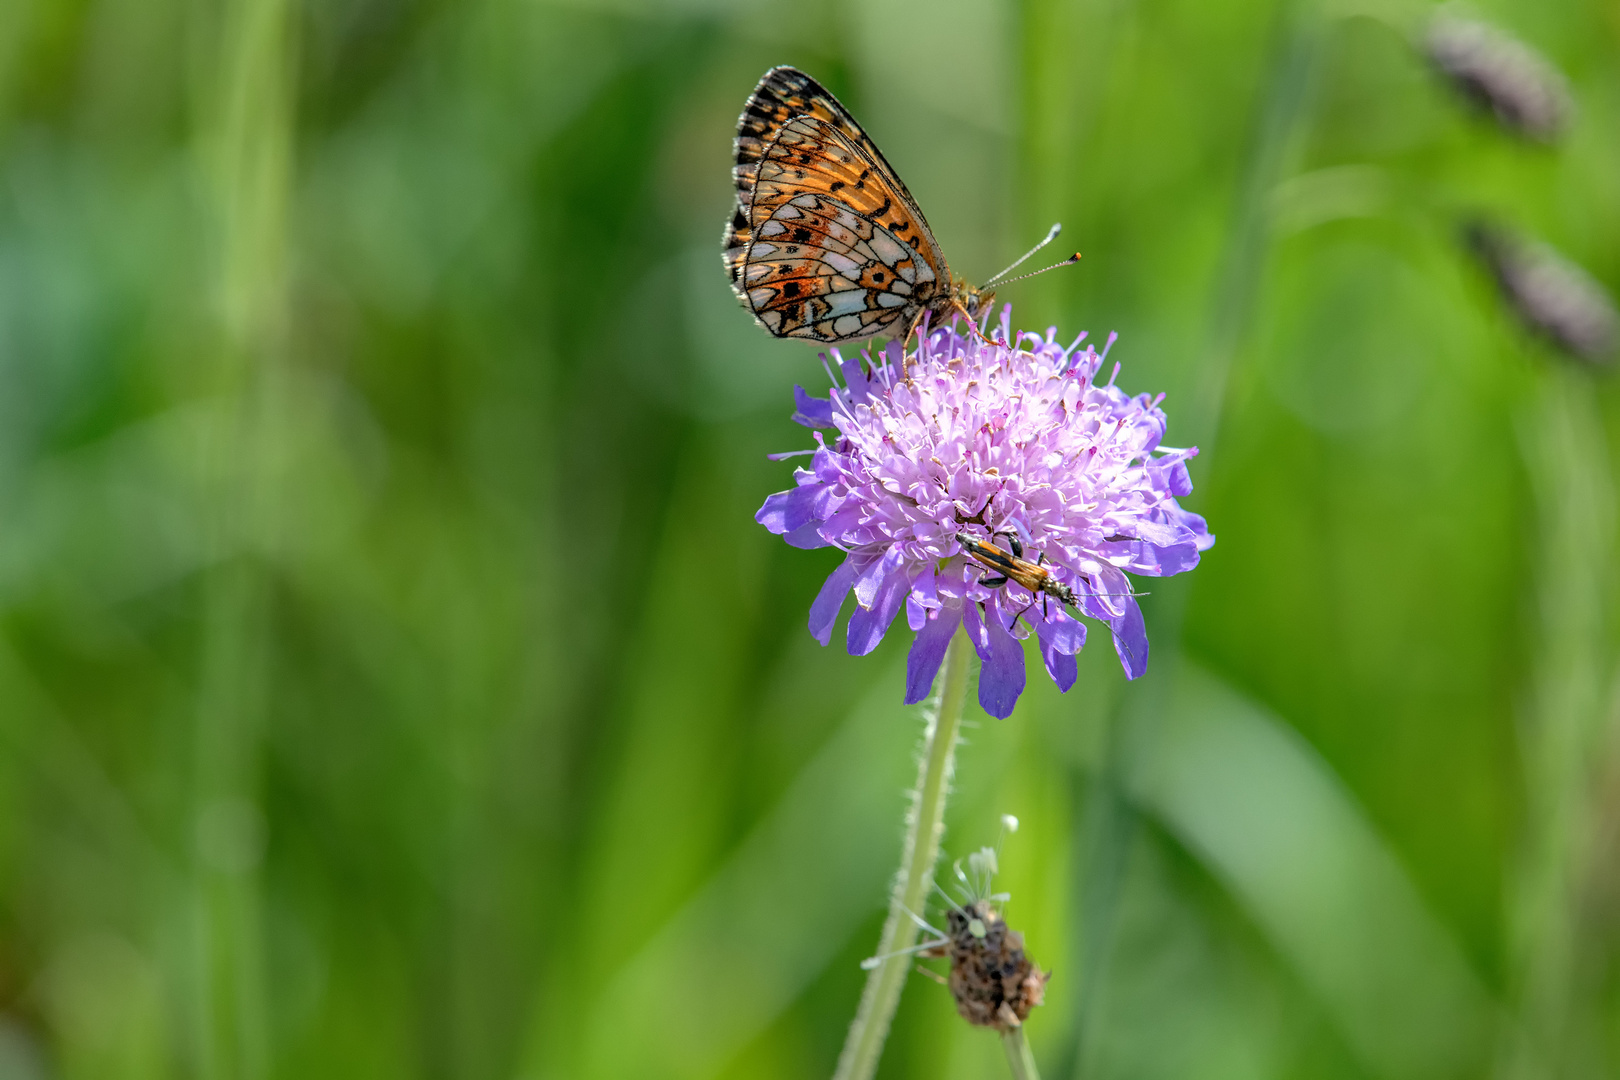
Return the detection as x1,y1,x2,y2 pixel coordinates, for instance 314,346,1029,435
1007,598,1035,631
993,529,1023,559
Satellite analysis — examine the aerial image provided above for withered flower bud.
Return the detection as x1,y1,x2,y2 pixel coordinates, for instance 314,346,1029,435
1425,15,1572,143
935,899,1049,1032
1465,220,1619,366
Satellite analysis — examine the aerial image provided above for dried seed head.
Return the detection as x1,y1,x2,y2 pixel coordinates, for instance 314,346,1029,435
941,900,1049,1032
1425,14,1572,142
1465,220,1619,366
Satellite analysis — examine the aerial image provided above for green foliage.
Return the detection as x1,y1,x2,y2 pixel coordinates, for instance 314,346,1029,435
0,0,1617,1078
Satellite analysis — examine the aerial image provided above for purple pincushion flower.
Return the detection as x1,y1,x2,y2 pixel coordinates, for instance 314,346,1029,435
757,308,1214,718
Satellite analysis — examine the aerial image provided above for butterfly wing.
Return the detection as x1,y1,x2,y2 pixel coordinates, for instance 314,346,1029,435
724,66,950,342
739,115,945,342
726,68,914,276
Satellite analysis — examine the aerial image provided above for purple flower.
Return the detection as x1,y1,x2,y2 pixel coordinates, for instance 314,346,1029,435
756,308,1214,718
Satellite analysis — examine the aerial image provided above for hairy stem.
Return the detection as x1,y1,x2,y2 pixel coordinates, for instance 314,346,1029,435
833,628,973,1080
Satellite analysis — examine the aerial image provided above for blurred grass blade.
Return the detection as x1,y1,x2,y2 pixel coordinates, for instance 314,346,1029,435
554,656,923,1080
1128,662,1493,1079
1500,365,1616,1079
187,0,297,1075
1068,5,1328,1072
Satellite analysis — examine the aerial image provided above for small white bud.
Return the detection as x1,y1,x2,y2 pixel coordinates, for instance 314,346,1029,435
1001,814,1019,833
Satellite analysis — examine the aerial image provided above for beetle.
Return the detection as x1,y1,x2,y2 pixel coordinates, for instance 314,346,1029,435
955,530,1078,613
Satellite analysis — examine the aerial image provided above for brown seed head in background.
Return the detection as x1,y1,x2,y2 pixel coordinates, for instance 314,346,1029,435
939,899,1049,1032
1464,220,1619,367
1425,14,1572,143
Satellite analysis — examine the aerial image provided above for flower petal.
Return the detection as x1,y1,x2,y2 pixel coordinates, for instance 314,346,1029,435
961,595,992,662
1040,634,1078,692
809,557,857,646
784,521,831,549
905,602,963,704
1032,603,1086,655
911,561,939,611
1110,598,1149,680
1148,457,1194,497
977,612,1026,718
756,484,834,535
848,567,913,656
791,385,836,428
853,545,904,608
1166,503,1216,551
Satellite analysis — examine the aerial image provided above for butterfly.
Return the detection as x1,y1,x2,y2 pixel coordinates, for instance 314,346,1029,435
724,66,1077,344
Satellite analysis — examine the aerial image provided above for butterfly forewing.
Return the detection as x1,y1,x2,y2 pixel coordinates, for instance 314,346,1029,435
726,69,925,273
751,117,944,265
725,67,952,343
742,117,945,341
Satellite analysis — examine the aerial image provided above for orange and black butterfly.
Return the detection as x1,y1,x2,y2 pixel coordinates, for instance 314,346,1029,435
724,66,1077,344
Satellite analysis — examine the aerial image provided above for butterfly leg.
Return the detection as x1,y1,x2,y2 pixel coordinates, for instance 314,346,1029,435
903,308,926,350
953,300,999,346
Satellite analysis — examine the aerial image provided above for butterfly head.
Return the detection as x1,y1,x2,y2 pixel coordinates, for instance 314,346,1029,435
951,278,995,322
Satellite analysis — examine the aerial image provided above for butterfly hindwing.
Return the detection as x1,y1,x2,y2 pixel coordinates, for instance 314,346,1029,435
743,194,932,341
737,115,947,342
725,67,952,343
726,67,857,289
726,68,921,268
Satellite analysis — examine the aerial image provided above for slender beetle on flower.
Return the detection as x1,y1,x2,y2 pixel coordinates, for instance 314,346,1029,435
756,307,1214,717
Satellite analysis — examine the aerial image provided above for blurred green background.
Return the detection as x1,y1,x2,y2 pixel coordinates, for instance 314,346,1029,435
1,0,1618,1078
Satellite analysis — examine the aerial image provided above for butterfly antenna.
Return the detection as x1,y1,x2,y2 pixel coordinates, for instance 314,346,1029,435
983,222,1063,287
989,252,1082,288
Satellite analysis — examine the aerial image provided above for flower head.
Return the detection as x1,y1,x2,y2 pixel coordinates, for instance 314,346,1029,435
756,308,1213,717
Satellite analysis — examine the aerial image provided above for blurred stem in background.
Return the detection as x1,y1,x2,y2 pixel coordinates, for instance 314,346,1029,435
834,630,971,1080
1062,2,1326,1075
1501,362,1617,1080
187,0,297,1074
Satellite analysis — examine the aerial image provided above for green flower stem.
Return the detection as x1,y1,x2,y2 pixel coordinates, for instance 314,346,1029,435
1002,1027,1042,1080
833,628,973,1080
